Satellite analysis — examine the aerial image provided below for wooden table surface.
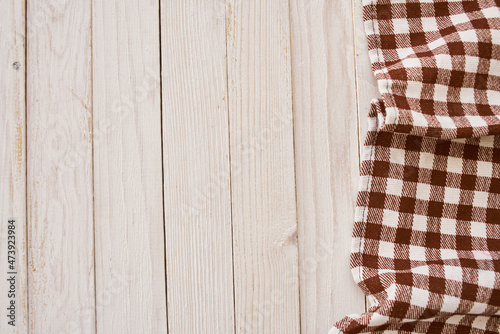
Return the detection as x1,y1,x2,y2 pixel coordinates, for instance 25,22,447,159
0,0,380,333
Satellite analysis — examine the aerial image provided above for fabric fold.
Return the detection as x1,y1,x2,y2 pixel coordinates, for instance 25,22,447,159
332,0,500,333
333,100,500,333
365,0,500,139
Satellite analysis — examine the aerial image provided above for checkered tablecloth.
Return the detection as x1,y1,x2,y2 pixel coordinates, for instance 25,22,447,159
332,0,500,333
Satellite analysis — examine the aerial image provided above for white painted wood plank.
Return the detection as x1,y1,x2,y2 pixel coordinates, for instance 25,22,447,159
160,1,235,333
289,0,367,332
352,0,380,145
0,1,28,332
226,1,300,332
92,0,168,333
27,1,95,332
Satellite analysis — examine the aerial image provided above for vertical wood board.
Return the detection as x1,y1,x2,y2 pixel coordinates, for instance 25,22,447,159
161,1,235,333
0,0,28,332
289,0,367,332
226,1,301,332
27,0,95,332
92,0,168,332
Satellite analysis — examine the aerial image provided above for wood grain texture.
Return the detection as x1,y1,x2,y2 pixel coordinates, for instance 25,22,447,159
226,1,300,332
27,0,95,332
0,0,28,332
92,0,168,333
160,1,235,333
289,0,366,332
17,1,377,331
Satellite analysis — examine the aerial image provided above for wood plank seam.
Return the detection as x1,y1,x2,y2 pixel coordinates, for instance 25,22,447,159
157,1,170,333
285,0,304,330
224,2,238,334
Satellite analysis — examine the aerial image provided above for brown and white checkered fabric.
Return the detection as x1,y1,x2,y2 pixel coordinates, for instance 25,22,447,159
331,0,500,333
365,0,500,139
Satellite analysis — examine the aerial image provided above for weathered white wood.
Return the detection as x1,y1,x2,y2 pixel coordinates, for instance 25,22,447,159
0,1,28,332
289,0,367,332
226,1,300,332
160,1,235,333
18,1,380,331
27,1,95,332
352,0,380,146
92,0,168,333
